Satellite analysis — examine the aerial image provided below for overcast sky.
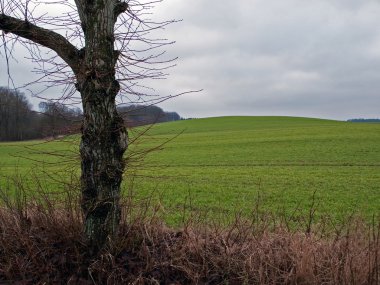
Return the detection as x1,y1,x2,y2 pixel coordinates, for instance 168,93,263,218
2,0,380,120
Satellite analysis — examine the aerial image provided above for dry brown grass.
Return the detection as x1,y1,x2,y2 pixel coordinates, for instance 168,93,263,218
0,181,379,284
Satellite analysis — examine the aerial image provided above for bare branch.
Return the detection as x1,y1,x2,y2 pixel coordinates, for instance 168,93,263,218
0,14,80,74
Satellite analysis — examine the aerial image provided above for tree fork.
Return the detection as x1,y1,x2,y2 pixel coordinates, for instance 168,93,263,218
76,0,128,251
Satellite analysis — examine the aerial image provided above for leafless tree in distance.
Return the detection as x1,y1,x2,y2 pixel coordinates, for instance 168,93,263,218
0,0,181,252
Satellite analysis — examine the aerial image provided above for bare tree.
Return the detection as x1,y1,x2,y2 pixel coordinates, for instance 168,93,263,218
0,0,177,252
38,101,82,138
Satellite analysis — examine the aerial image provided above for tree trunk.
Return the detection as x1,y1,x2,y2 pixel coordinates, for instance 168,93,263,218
0,0,130,252
80,82,128,251
75,0,128,251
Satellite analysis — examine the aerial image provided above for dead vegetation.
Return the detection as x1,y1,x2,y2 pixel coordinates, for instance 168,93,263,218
0,185,378,285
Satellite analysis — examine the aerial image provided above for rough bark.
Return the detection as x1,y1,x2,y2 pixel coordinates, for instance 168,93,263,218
79,82,127,251
74,0,128,251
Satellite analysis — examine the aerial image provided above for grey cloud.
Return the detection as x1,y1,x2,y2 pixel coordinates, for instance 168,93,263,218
2,0,380,120
156,0,380,119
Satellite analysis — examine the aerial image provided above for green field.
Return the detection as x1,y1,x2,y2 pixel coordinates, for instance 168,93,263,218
1,116,380,224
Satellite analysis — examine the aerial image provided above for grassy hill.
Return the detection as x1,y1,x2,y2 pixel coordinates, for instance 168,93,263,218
1,116,379,224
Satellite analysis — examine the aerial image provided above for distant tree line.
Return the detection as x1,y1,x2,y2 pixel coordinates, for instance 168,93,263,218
0,87,181,141
347,118,380,123
38,101,82,138
117,104,181,127
0,87,82,141
0,87,37,141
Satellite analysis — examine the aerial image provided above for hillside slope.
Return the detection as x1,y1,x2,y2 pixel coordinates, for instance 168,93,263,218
128,116,380,223
1,116,379,224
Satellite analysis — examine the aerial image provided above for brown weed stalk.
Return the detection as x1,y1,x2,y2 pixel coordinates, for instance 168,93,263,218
0,178,378,284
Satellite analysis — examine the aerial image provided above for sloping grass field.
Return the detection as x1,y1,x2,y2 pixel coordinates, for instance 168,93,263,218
1,116,379,225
